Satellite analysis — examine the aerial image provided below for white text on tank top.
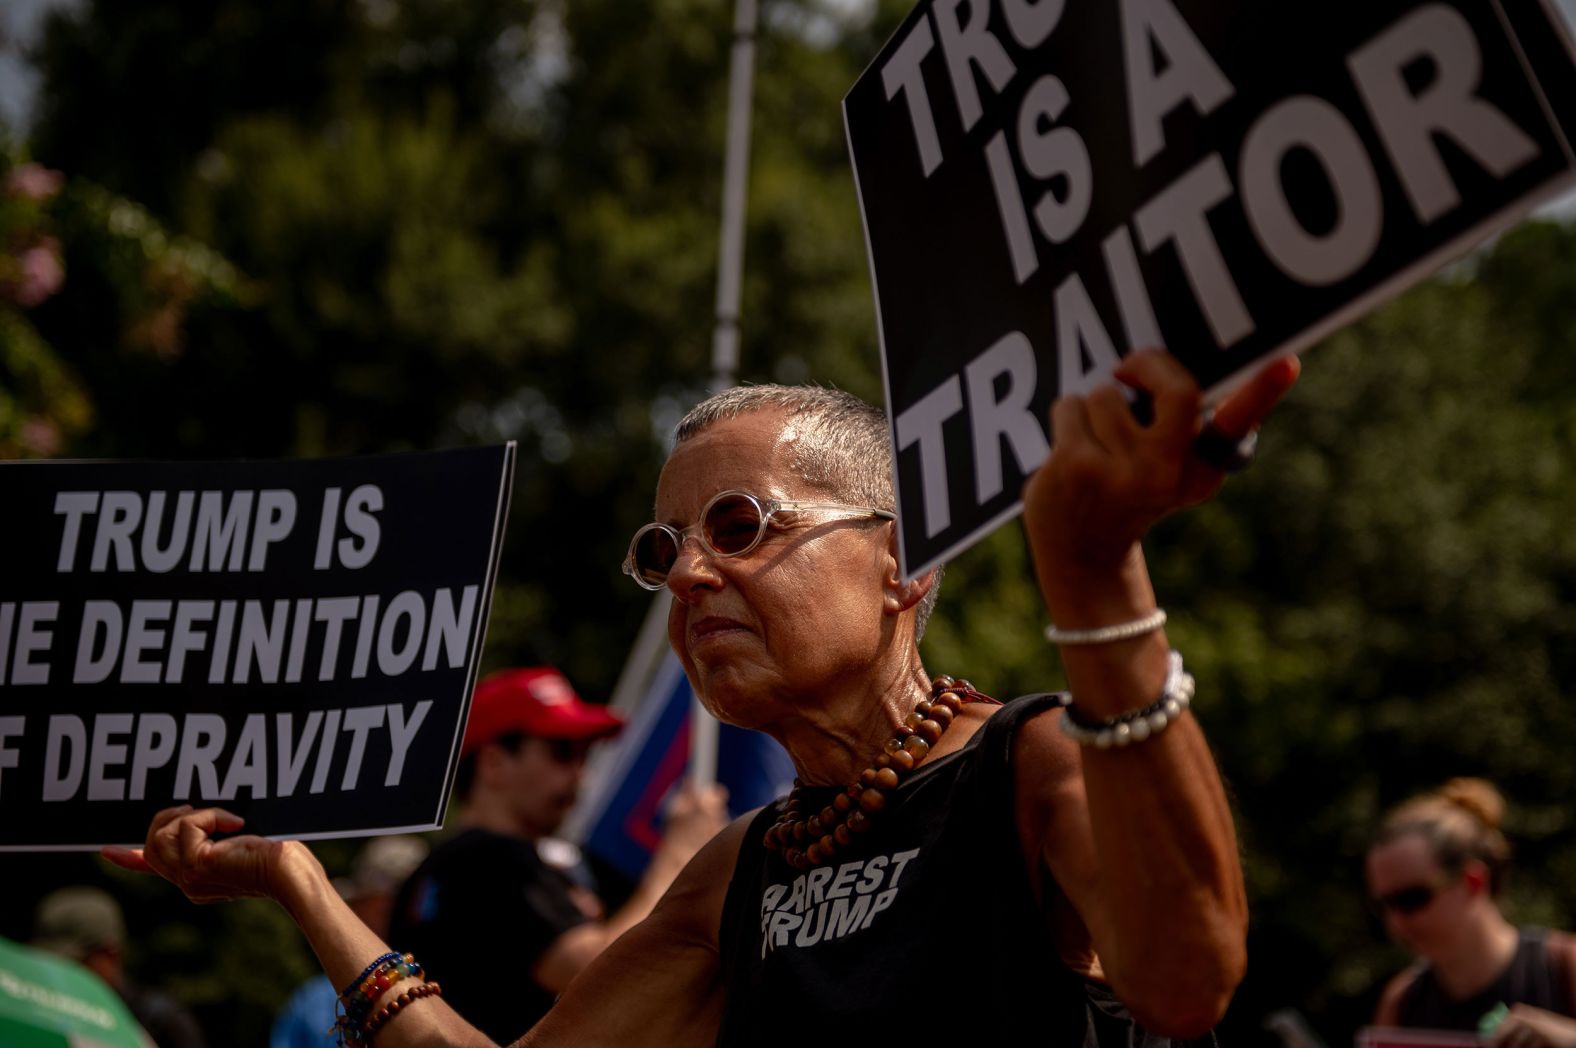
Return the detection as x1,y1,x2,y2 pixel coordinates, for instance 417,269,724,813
757,848,921,956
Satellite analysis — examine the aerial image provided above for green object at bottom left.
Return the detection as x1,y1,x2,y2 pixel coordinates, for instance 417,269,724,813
0,936,152,1048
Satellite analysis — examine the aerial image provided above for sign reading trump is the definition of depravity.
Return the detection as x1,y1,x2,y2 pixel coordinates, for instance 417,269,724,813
0,445,516,849
845,0,1576,578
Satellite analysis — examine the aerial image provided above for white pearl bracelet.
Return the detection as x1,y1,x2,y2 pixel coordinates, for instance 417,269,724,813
1059,650,1194,749
1044,608,1167,646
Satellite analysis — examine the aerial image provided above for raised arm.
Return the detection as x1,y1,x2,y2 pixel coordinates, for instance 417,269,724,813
1016,349,1300,1035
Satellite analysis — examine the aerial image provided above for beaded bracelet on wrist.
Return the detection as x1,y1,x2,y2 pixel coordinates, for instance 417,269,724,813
334,953,424,1045
341,954,421,1027
1045,608,1168,646
1059,650,1194,749
338,952,400,1000
358,981,444,1044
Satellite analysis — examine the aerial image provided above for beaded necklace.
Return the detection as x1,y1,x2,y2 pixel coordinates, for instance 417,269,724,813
763,675,1000,871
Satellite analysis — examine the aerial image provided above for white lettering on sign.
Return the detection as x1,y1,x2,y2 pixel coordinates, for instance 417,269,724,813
1054,271,1124,398
31,703,434,803
1134,153,1257,350
0,602,59,685
1120,0,1236,168
54,489,314,574
1349,4,1540,224
66,587,477,686
964,332,1049,503
882,15,944,177
861,0,1556,580
882,0,1073,180
987,74,1094,284
1002,0,1064,50
933,0,1018,133
312,484,384,570
1239,96,1384,286
895,377,964,538
0,716,24,799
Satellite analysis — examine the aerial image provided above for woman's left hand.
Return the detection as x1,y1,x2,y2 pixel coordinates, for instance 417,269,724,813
1491,1005,1576,1048
1024,348,1301,582
102,805,302,905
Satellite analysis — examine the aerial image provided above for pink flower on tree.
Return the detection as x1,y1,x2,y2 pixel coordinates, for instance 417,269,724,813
20,416,62,456
5,163,64,202
14,237,65,307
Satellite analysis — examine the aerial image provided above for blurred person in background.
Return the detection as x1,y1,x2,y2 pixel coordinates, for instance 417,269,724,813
1369,777,1576,1043
32,886,206,1048
384,666,728,1044
271,835,431,1047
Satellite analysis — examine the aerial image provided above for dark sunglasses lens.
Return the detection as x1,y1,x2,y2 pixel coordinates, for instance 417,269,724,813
547,739,587,764
1381,886,1435,915
632,527,679,585
703,494,766,555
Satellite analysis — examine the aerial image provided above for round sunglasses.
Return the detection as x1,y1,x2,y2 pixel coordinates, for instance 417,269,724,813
622,489,895,590
1372,875,1456,916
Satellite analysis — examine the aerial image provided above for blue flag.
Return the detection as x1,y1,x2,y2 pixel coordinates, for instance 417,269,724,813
568,649,794,881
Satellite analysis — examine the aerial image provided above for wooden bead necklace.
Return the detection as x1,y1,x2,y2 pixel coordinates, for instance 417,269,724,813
763,676,999,871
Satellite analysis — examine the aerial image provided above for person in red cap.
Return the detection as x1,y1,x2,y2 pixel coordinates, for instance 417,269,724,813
384,667,726,1045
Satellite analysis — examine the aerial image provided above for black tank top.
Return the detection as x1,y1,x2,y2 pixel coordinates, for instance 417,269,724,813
1398,929,1574,1030
715,692,1191,1047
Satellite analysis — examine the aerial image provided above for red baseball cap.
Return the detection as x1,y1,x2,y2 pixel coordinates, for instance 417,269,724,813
461,667,624,756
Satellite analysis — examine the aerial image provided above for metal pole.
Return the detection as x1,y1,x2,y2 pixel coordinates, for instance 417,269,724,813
692,0,758,788
710,0,757,396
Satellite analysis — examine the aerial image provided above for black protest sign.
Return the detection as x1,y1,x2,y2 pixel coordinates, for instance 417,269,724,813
0,445,515,849
845,0,1576,577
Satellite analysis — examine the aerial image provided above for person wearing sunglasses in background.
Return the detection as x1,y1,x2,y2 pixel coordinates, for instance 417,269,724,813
106,349,1299,1046
1369,778,1576,1044
385,668,728,1044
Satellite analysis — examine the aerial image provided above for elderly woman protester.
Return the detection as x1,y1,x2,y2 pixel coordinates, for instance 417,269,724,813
107,348,1300,1047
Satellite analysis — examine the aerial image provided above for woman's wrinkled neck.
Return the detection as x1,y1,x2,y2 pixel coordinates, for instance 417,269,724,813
775,649,932,787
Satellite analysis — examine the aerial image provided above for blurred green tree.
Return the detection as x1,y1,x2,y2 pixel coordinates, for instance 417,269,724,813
0,155,84,455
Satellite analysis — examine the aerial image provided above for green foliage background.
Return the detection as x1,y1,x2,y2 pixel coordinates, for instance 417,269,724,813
3,1,1575,1044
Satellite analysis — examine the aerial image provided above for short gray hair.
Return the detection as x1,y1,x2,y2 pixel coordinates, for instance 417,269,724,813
673,384,943,639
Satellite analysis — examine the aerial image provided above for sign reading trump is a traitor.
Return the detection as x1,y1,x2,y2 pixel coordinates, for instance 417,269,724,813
0,445,515,849
845,0,1576,578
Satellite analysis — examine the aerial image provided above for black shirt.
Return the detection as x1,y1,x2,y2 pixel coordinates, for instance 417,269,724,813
716,692,1185,1047
1397,928,1574,1030
388,827,590,1044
